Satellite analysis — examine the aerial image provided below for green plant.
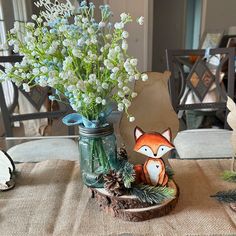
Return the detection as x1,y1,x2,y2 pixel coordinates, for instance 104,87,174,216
211,190,236,203
130,184,175,204
2,0,148,125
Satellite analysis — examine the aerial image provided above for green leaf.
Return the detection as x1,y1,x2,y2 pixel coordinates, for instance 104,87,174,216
221,171,236,182
211,189,236,203
130,184,175,204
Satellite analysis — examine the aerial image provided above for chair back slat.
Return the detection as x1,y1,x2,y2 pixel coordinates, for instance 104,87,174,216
166,47,235,129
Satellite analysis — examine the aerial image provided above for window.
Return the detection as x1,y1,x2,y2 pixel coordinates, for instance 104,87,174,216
12,0,28,41
0,0,8,56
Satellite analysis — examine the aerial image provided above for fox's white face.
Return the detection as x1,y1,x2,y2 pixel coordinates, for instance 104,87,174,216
137,145,173,158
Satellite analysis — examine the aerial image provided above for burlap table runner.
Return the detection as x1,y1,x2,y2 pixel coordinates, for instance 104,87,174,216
0,159,236,236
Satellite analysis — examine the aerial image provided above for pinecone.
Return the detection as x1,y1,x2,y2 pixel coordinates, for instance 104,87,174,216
104,170,125,196
118,146,128,160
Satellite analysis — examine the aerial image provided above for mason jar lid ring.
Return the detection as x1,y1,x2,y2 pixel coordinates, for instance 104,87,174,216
79,123,114,137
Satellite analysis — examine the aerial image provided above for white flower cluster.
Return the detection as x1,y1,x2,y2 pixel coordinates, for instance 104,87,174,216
3,0,148,123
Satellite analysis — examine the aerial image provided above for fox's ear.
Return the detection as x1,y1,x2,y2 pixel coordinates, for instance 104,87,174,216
161,128,172,142
134,126,144,141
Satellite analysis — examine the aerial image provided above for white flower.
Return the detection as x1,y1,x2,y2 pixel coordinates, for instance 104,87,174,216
91,36,97,44
96,97,102,104
102,99,106,105
130,58,138,66
118,91,124,97
27,22,35,28
118,103,124,112
134,74,140,80
114,46,121,52
40,66,48,73
82,17,89,23
114,22,124,29
98,21,106,28
8,39,15,46
67,85,76,92
137,16,144,25
131,92,138,98
141,73,148,81
37,17,43,23
84,96,91,104
120,13,128,21
32,68,40,75
112,67,119,74
123,98,131,108
129,116,135,122
77,38,85,47
110,73,116,80
104,59,114,70
23,83,30,92
89,74,96,80
122,31,129,39
14,21,20,31
118,82,123,88
102,83,109,90
97,86,102,92
87,27,94,34
31,14,37,20
123,86,130,93
10,28,16,34
122,40,128,50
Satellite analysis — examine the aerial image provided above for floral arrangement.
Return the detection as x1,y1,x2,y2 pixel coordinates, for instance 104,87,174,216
1,0,148,127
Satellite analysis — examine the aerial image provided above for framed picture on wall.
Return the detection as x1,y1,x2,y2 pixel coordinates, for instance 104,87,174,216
199,30,224,49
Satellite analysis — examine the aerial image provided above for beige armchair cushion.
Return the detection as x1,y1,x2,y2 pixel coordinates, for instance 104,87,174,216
7,138,80,162
174,129,233,159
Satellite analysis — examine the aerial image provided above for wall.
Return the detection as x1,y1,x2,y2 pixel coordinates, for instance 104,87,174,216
106,0,153,72
201,0,236,35
152,0,187,72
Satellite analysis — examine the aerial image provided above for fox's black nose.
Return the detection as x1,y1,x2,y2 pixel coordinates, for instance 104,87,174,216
154,153,157,157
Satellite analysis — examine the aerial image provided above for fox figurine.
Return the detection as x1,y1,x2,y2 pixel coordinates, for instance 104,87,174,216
133,126,174,186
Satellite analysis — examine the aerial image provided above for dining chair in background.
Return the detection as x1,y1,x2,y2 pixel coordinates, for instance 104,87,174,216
166,47,235,159
0,55,78,162
0,55,75,137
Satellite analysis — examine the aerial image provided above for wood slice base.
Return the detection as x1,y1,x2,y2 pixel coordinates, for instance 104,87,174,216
91,180,179,222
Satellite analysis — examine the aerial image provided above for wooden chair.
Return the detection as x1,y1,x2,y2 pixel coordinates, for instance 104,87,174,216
0,55,74,137
119,71,179,164
166,47,235,159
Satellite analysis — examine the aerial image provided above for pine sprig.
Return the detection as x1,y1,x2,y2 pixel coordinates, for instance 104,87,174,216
211,189,236,203
221,171,236,182
130,184,175,204
122,162,135,188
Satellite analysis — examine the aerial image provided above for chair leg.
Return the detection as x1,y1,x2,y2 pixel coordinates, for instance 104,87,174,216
0,84,13,136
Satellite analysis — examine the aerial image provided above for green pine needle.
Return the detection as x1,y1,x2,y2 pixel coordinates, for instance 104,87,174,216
221,171,236,182
122,162,135,188
211,189,236,203
130,184,175,204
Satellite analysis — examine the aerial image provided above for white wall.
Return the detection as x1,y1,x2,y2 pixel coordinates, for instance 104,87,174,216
201,0,236,35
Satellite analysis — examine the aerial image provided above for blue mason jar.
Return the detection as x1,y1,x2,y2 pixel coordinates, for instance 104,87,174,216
78,123,117,188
